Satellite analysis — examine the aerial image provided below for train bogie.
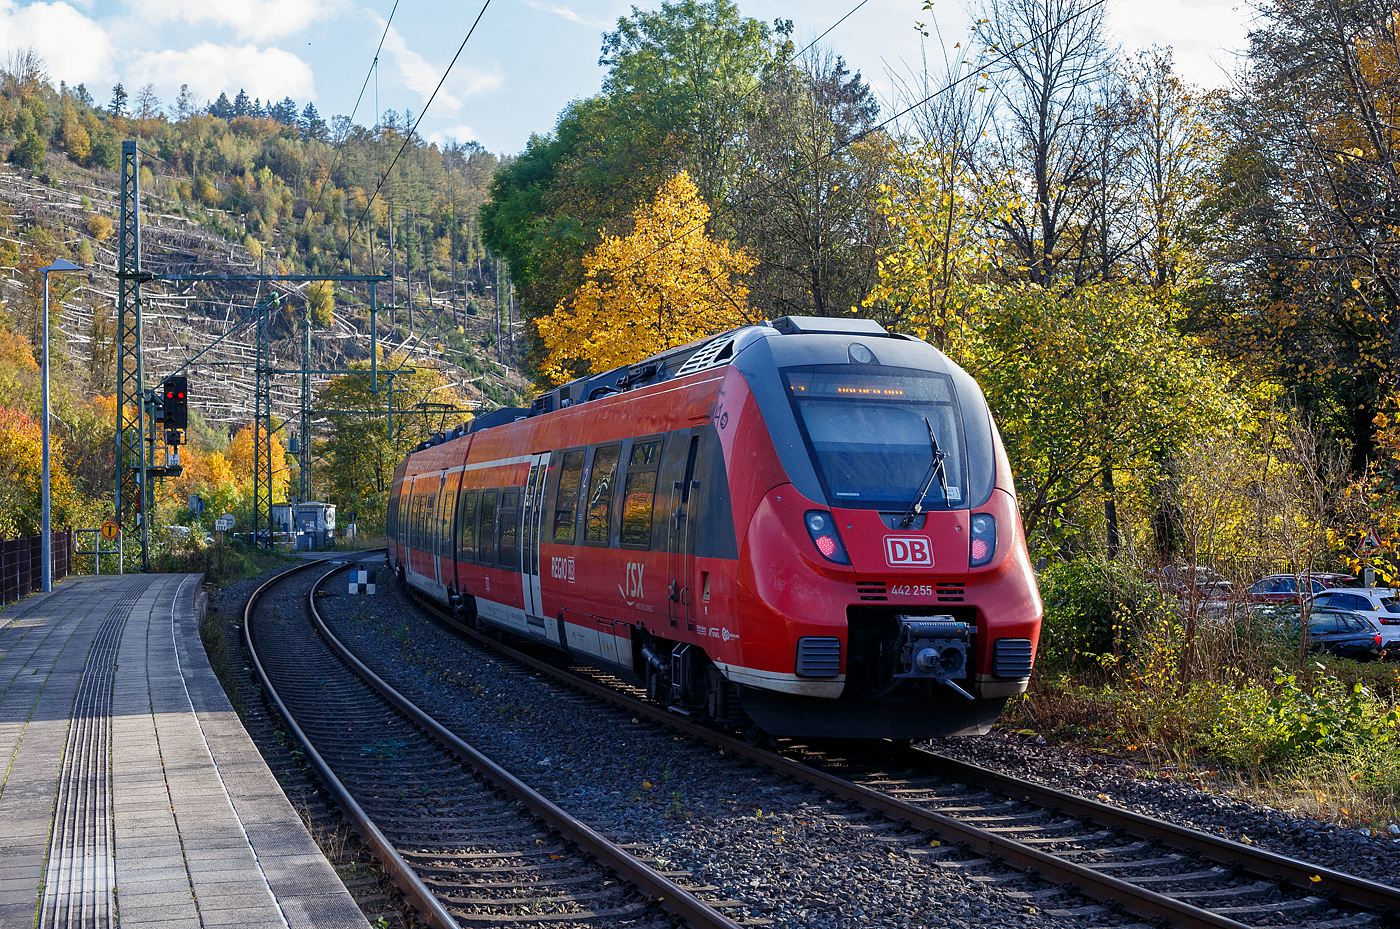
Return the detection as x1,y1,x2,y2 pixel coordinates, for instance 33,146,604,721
388,316,1042,740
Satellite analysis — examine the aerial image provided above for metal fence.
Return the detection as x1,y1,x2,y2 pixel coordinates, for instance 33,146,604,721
0,531,73,606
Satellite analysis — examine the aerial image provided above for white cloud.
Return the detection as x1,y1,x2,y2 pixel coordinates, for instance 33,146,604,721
371,14,503,118
128,0,342,42
0,0,113,87
519,0,610,28
130,43,315,105
428,123,480,146
1109,0,1252,87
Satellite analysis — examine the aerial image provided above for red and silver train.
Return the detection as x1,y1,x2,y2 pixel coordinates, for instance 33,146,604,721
387,316,1041,739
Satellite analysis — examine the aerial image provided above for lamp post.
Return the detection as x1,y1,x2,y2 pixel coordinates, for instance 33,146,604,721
40,258,83,593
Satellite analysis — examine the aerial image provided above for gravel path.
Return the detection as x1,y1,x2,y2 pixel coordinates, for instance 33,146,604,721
319,558,1121,929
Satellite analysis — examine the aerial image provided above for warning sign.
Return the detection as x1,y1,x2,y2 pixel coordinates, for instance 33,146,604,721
100,521,120,541
1358,528,1384,555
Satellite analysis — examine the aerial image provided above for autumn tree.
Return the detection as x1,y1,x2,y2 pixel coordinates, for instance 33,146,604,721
0,409,80,537
962,284,1241,554
1121,47,1222,289
537,171,754,382
863,140,988,350
317,353,470,523
1204,0,1400,465
973,0,1118,285
306,280,334,327
731,50,890,317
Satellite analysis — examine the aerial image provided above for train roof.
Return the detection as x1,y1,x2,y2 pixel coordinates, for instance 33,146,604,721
408,315,911,454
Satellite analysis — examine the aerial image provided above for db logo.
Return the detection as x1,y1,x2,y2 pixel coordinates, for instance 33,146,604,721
884,536,933,567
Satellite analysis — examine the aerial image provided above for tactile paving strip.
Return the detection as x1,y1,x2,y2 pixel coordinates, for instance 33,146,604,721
39,585,144,929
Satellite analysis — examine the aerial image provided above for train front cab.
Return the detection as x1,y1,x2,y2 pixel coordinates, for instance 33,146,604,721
720,325,1042,740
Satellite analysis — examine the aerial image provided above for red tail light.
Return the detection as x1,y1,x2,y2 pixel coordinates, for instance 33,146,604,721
1377,635,1383,646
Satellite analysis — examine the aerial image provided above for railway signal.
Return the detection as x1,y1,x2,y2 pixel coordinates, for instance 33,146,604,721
163,375,188,430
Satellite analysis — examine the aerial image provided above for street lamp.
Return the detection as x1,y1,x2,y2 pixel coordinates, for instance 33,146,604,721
40,258,82,593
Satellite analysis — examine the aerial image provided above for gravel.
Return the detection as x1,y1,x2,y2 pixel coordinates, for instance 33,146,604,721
320,556,1089,929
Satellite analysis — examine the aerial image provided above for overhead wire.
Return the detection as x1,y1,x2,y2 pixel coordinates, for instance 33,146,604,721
341,0,492,270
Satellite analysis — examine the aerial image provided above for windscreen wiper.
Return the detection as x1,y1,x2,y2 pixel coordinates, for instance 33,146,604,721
900,417,949,528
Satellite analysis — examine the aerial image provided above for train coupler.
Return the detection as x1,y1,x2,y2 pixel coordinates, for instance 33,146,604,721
894,617,972,692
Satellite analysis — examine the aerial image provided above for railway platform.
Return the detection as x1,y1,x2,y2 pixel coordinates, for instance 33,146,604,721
0,573,369,929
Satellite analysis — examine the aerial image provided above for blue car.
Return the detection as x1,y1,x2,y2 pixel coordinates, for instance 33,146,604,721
1302,610,1384,660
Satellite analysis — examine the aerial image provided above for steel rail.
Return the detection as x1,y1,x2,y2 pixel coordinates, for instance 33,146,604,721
418,597,1400,929
306,567,744,929
908,748,1400,917
243,553,461,929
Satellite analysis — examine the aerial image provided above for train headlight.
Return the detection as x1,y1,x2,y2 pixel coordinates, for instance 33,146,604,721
804,510,850,565
969,513,996,567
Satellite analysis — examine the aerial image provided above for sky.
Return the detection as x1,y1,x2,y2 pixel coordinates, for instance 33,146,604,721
0,0,1257,155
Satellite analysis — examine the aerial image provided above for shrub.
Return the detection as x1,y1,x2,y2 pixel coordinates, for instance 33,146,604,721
1037,558,1159,670
1205,674,1400,767
88,214,112,240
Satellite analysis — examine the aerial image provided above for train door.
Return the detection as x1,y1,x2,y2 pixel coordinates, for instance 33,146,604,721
432,473,448,585
666,432,701,632
438,471,460,588
520,452,550,618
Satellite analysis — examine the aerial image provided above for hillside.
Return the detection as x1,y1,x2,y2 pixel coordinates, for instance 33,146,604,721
0,69,533,533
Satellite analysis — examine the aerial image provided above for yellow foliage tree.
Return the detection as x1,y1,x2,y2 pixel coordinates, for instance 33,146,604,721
225,422,289,502
536,171,754,383
0,408,79,537
862,141,988,351
306,280,334,327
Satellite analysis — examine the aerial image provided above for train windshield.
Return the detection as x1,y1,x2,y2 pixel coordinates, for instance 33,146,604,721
782,365,973,511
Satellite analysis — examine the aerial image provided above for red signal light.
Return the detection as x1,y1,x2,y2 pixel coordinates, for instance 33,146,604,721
166,391,174,399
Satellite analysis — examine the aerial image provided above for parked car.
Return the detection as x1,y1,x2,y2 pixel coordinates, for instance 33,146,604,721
1295,610,1385,660
1148,566,1234,599
1247,573,1358,604
1313,588,1400,646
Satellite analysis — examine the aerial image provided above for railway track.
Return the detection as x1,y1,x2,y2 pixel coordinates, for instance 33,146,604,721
242,556,746,929
400,585,1400,929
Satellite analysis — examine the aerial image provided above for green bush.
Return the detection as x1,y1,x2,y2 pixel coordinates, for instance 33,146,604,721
1037,558,1159,670
1204,674,1399,767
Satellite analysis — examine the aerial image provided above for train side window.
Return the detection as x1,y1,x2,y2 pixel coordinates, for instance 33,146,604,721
585,446,621,543
387,485,400,541
498,488,521,570
553,449,586,542
409,493,420,549
457,488,479,563
629,440,660,467
478,489,498,565
620,471,657,547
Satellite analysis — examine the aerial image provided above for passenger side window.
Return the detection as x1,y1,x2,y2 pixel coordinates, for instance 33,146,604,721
499,489,521,570
586,446,621,543
554,450,585,542
457,489,478,563
620,439,661,548
478,490,498,565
